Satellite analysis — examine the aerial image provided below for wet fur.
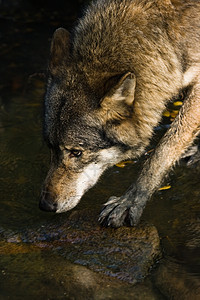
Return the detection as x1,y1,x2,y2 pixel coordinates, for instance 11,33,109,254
40,0,200,227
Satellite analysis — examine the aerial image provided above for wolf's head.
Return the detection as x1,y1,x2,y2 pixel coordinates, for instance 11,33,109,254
39,28,145,213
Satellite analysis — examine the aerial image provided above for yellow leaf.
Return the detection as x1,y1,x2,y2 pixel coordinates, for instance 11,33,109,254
115,160,134,168
173,101,183,106
159,185,171,191
170,110,179,118
163,110,171,117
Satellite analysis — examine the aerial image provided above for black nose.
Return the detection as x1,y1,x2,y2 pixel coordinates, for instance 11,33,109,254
39,191,57,212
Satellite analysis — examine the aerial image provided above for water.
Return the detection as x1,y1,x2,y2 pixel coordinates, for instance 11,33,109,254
0,3,199,299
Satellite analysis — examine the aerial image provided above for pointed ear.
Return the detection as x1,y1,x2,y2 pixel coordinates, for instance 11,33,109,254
109,72,136,105
49,28,70,74
100,72,136,120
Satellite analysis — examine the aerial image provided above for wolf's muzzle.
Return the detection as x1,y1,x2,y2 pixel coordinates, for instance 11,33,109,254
39,191,57,212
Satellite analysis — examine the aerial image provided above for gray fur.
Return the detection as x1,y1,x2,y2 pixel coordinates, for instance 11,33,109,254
40,0,200,227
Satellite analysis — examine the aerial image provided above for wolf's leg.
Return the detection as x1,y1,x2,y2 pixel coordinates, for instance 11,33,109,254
99,80,200,227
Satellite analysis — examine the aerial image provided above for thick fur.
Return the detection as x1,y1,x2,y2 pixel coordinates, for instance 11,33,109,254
40,0,200,227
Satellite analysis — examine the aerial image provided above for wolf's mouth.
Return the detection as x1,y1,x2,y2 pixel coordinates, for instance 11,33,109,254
55,195,82,213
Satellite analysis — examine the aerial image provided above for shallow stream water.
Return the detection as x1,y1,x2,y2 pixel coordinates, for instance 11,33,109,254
0,3,199,299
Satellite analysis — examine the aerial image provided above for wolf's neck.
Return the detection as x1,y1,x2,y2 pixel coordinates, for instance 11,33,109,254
133,77,182,143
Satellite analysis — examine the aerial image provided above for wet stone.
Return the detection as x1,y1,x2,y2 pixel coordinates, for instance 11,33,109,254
154,258,200,300
154,217,200,299
0,249,163,300
2,209,161,284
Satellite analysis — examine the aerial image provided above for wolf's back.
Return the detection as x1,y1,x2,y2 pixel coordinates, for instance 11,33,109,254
72,0,163,72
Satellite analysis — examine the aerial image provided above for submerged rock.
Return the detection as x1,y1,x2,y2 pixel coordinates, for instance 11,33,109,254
154,258,200,300
1,209,161,284
0,249,163,300
154,217,200,299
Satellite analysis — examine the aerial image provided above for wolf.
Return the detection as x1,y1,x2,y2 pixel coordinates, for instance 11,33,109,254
39,0,200,227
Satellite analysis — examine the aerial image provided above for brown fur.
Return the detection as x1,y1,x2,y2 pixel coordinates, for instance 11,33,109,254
40,0,200,227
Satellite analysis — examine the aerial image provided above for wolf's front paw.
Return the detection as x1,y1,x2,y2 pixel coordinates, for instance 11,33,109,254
98,195,143,228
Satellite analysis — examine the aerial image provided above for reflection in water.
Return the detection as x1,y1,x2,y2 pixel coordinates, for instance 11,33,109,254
0,79,49,229
154,257,200,299
0,2,199,299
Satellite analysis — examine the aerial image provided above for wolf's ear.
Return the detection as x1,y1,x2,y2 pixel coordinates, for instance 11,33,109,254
100,72,136,120
49,28,70,74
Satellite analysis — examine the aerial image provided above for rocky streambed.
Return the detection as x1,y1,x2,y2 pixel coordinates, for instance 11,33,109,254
0,209,161,284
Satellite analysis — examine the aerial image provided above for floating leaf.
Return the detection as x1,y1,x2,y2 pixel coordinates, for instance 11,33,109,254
163,110,171,117
158,185,171,191
173,101,183,107
170,110,179,118
115,160,134,168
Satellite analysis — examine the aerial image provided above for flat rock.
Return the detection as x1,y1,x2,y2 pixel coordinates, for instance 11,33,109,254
1,209,161,284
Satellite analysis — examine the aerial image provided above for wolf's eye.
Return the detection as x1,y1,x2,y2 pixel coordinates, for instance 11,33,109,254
69,149,83,158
